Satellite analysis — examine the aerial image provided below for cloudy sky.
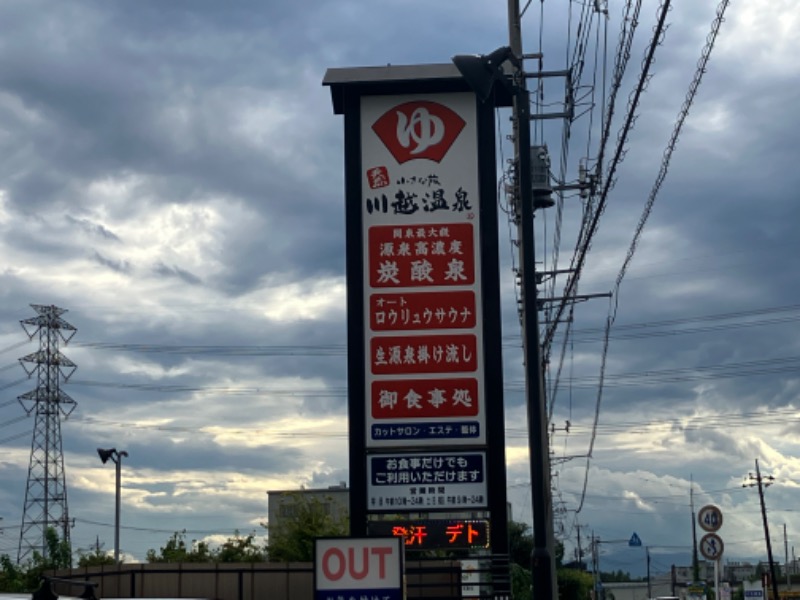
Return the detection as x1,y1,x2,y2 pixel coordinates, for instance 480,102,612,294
0,0,798,577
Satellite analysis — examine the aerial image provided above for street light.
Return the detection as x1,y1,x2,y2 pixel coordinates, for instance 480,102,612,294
97,447,128,565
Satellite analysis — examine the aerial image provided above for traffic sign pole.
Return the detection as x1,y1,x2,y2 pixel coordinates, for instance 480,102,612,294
698,505,724,600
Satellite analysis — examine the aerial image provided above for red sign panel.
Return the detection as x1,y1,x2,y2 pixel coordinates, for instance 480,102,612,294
371,101,466,164
368,223,475,288
370,291,476,331
371,334,477,375
371,377,479,418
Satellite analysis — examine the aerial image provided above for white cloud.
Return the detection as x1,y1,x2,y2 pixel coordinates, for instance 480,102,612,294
718,0,800,78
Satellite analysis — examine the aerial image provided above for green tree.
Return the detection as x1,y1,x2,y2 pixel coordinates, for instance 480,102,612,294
558,568,594,600
509,521,535,569
144,530,268,564
508,522,565,570
216,531,266,563
511,562,532,600
507,522,577,600
601,569,633,583
76,546,116,567
0,528,73,593
265,493,347,562
41,528,72,571
146,530,213,563
0,554,28,593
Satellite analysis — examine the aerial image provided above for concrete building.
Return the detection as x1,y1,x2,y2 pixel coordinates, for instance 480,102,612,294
266,482,349,535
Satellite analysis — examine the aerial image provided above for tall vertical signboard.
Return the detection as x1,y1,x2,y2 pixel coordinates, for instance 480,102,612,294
362,93,485,451
324,64,511,556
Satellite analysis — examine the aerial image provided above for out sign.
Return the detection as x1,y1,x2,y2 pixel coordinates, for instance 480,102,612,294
315,537,404,600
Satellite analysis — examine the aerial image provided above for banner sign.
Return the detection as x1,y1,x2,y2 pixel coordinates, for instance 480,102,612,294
361,92,486,449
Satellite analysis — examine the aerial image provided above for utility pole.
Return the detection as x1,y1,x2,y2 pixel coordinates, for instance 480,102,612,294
744,459,780,600
592,534,600,599
785,524,790,590
507,1,557,598
690,476,700,583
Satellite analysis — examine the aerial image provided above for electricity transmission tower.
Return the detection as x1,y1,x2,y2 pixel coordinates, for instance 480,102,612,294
17,304,77,564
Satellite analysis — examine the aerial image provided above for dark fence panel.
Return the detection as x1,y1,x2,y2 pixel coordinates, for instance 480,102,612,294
52,555,511,600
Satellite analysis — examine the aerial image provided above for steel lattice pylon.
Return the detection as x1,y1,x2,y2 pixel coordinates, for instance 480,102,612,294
17,304,77,564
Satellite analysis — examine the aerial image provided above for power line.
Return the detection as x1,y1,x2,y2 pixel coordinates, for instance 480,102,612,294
1,404,791,443
0,302,779,360
544,0,668,356
569,0,733,517
73,342,346,356
73,517,261,536
2,350,795,409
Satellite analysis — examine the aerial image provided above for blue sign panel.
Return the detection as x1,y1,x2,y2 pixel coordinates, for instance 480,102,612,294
371,421,480,441
367,451,488,512
371,452,485,485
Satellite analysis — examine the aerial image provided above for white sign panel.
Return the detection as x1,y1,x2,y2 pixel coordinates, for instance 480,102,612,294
699,533,724,560
698,504,723,532
367,450,487,512
315,537,403,600
360,92,487,449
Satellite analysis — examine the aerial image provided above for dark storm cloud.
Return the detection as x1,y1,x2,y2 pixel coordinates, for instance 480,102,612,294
153,261,202,285
0,0,347,288
682,427,748,459
92,251,130,273
67,216,121,242
82,435,305,474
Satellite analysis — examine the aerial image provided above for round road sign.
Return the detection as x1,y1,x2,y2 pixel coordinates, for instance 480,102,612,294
698,504,723,532
700,533,724,560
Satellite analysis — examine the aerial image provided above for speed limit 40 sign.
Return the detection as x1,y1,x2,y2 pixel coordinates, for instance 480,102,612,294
698,504,723,532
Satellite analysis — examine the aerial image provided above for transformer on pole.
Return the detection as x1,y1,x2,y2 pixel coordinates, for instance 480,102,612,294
17,304,77,564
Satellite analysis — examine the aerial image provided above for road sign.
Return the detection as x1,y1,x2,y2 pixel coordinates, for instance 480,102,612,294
698,504,724,532
628,532,642,547
699,532,724,560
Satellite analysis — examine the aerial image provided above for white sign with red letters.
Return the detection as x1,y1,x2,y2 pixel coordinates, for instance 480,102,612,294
360,92,486,449
314,537,403,600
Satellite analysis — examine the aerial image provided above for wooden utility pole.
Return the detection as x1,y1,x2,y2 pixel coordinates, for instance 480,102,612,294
507,1,557,598
744,459,780,600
